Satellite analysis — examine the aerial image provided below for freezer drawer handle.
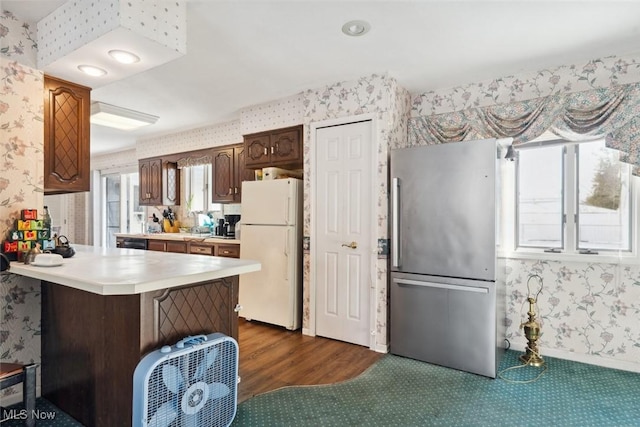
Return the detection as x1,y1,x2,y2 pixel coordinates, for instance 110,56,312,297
393,278,489,294
391,177,401,268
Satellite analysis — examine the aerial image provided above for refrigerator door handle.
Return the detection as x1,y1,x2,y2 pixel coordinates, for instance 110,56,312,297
393,278,489,294
284,230,290,280
284,230,289,256
285,197,290,225
391,177,401,268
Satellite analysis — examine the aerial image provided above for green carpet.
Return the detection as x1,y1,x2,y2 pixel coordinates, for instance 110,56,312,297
232,350,640,426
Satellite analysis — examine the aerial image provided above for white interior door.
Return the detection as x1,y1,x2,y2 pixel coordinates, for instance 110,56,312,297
314,120,373,347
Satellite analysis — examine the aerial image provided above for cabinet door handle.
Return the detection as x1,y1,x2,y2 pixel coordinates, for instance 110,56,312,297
234,187,238,194
263,147,268,155
271,146,275,155
228,188,232,195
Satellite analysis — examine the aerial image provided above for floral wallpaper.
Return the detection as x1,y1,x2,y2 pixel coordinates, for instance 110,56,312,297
505,259,640,368
0,11,44,401
411,53,640,118
0,10,37,68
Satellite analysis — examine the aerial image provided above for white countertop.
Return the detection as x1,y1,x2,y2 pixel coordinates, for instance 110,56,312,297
115,233,240,244
9,245,260,296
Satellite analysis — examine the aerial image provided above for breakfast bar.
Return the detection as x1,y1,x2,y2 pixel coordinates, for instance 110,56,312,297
9,245,260,427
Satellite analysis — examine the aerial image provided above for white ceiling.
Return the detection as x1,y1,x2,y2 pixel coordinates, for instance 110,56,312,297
6,1,640,156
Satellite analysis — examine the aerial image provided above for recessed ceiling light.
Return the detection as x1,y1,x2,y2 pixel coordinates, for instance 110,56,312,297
108,49,140,64
342,20,371,37
77,65,107,77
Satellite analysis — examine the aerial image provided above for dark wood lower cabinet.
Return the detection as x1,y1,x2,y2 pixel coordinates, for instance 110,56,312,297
41,277,239,427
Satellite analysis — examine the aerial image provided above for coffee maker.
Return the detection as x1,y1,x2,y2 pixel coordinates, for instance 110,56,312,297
224,214,241,238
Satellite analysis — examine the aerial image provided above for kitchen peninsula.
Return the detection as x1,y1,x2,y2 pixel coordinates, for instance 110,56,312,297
10,245,260,427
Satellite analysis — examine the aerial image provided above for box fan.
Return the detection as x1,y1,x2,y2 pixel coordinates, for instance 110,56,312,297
133,333,239,427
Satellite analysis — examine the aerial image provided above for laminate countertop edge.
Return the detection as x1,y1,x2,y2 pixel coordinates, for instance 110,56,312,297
9,244,260,295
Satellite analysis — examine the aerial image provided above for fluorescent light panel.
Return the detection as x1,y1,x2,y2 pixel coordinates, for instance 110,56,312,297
90,102,158,130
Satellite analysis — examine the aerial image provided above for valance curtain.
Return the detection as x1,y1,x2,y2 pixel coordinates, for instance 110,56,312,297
408,83,640,175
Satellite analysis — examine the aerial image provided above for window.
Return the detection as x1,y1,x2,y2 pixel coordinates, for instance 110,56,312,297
183,164,222,213
101,172,142,247
516,139,633,255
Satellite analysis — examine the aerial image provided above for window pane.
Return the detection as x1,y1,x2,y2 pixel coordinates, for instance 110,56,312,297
517,146,563,248
577,141,631,251
186,165,209,212
105,175,121,248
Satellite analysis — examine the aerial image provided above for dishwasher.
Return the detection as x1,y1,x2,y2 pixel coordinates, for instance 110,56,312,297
116,238,148,250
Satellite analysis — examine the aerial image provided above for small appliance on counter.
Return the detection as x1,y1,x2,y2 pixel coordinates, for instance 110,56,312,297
212,215,240,239
224,214,241,238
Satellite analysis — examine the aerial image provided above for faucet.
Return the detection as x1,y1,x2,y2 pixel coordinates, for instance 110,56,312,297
189,210,199,234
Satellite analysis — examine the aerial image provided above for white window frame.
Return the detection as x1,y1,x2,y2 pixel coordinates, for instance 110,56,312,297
183,164,222,214
503,138,639,264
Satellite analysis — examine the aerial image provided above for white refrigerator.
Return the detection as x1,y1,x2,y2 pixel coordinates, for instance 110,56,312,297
239,178,303,330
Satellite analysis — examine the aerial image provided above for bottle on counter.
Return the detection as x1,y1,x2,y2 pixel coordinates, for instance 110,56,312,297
43,206,52,230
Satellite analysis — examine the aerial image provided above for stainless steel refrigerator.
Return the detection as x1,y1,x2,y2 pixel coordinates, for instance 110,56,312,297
389,138,508,378
239,178,303,330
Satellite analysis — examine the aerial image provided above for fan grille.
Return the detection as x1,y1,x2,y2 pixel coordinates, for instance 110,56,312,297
143,336,237,427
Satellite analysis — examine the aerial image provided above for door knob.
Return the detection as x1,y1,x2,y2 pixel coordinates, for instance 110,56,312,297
341,241,358,249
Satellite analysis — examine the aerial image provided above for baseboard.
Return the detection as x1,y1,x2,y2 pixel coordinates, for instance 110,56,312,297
301,327,313,337
509,342,640,373
0,386,42,407
374,343,388,354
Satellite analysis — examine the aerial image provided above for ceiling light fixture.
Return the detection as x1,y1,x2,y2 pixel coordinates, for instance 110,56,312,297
90,102,159,131
108,49,141,64
342,20,371,37
77,65,107,76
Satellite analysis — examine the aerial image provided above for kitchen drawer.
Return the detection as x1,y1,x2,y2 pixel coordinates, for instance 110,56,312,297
147,240,166,252
217,244,240,258
166,241,187,253
189,243,215,256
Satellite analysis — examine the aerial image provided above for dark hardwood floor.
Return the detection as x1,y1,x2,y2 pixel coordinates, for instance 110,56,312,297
237,318,384,403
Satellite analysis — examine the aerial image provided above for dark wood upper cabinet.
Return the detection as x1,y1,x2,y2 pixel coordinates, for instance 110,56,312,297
212,144,254,203
44,75,91,194
212,147,235,203
234,144,256,189
245,133,271,166
139,158,162,205
162,160,180,205
139,157,179,206
244,125,303,169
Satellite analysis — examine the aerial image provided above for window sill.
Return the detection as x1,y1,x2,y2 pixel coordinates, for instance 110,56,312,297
498,249,640,266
